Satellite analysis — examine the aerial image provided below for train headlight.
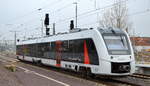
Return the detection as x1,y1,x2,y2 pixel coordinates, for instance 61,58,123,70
111,56,113,59
124,65,130,71
111,62,130,73
119,65,130,71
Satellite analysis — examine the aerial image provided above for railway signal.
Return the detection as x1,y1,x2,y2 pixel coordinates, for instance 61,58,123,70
70,20,74,30
44,13,50,36
46,28,50,35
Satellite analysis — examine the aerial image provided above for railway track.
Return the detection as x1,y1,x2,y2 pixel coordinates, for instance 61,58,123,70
18,61,150,86
131,73,150,79
0,54,120,86
0,54,150,86
110,76,150,86
19,61,130,86
0,54,19,64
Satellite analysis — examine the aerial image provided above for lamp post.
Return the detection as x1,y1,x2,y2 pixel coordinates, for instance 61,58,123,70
94,0,99,27
10,31,19,53
38,8,44,37
73,2,78,29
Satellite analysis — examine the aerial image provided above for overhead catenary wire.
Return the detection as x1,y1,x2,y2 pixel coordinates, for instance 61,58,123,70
15,2,73,25
55,0,128,24
79,8,150,28
10,0,150,30
7,0,64,24
7,0,125,30
53,2,73,13
6,0,72,33
55,0,150,27
128,8,150,17
22,0,128,29
10,0,150,38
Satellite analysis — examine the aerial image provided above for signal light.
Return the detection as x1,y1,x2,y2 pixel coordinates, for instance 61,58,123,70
46,28,50,35
17,39,20,42
44,14,49,26
70,20,74,30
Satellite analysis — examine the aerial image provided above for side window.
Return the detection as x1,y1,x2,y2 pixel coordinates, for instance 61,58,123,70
37,43,43,58
23,45,28,56
16,38,99,65
32,44,37,57
86,39,99,65
86,39,96,52
42,43,51,59
61,41,69,60
62,41,69,52
49,42,55,59
69,40,74,54
67,39,84,62
16,45,23,55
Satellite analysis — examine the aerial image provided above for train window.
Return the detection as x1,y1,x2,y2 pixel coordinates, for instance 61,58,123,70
70,40,84,62
61,39,99,65
16,45,23,55
19,44,37,57
16,38,99,65
61,41,70,61
86,39,96,51
32,44,37,57
86,39,99,65
103,34,131,55
62,41,68,49
49,42,56,59
104,36,128,50
60,40,84,62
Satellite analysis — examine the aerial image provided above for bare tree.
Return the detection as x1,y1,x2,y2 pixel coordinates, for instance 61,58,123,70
100,0,131,31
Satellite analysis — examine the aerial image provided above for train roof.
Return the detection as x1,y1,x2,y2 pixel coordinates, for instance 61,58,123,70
99,27,125,34
17,27,126,45
17,28,96,45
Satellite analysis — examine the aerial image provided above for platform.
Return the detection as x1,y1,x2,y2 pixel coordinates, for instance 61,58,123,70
136,63,150,75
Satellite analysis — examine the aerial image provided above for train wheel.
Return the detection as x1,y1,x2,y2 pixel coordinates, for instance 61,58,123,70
86,68,94,78
37,60,43,66
79,67,92,78
32,59,36,64
16,56,21,61
79,67,86,78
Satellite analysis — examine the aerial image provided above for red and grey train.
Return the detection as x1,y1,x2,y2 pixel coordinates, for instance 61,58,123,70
16,27,135,76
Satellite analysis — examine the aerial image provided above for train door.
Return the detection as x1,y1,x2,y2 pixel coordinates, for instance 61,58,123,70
56,41,62,67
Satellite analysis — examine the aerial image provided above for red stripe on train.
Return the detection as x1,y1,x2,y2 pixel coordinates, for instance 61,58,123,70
56,64,61,67
56,41,62,67
84,40,90,64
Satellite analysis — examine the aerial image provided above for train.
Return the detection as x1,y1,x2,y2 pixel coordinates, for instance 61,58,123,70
16,27,135,76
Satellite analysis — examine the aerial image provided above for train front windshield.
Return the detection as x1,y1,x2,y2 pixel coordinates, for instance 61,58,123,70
103,34,131,55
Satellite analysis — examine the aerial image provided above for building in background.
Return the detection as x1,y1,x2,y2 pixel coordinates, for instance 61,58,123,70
131,37,150,52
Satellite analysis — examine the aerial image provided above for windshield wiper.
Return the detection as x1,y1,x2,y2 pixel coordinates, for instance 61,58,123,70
111,29,116,34
120,36,125,46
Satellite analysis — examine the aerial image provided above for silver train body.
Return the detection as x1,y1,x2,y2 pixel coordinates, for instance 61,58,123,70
16,28,135,76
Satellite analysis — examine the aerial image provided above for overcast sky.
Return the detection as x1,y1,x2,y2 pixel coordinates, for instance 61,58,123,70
0,0,150,40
